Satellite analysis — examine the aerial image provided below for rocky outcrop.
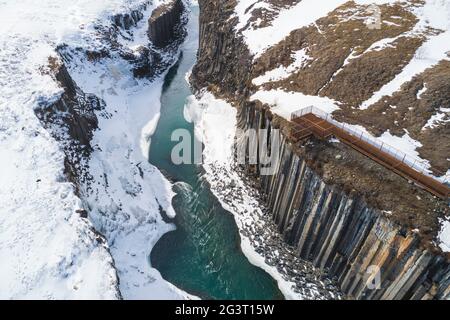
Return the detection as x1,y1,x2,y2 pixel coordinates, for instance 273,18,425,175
35,57,103,190
40,57,100,148
148,0,185,48
191,0,253,97
36,0,189,188
112,7,145,30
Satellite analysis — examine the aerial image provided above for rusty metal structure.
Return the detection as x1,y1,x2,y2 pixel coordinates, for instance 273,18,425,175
290,106,450,199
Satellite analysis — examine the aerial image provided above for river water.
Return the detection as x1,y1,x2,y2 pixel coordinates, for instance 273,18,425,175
149,6,283,300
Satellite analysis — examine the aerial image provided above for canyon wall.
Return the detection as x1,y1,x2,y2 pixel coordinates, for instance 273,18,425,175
192,0,252,96
237,103,450,300
35,58,102,192
148,0,185,48
191,0,450,300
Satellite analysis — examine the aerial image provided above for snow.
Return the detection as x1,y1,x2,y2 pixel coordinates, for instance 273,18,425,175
438,219,450,252
378,131,424,161
0,0,152,299
250,89,340,119
365,35,401,52
417,84,428,99
422,107,450,130
184,94,236,164
0,0,192,299
361,0,450,109
252,49,312,86
234,0,397,57
0,0,150,43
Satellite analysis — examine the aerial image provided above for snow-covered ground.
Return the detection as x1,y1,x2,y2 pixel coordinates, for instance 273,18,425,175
234,0,397,57
251,90,340,118
438,217,450,252
0,0,193,299
64,2,193,298
361,0,450,109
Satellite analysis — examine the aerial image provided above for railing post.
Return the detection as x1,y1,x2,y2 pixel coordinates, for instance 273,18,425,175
290,106,449,193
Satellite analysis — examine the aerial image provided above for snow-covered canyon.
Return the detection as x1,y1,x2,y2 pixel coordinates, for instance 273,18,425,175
191,0,450,299
0,0,193,299
1,0,449,300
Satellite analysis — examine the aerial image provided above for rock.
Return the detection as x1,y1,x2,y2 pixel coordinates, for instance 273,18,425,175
76,209,88,219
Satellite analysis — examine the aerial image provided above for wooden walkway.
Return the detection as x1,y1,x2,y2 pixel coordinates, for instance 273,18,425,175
291,112,450,199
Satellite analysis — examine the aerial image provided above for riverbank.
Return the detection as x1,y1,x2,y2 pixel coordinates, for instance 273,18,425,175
148,5,285,300
48,0,203,299
185,92,343,300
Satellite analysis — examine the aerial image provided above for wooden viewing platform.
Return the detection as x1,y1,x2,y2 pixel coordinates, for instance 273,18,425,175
290,107,450,200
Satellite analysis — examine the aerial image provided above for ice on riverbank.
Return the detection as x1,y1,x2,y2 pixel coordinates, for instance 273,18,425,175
184,91,342,300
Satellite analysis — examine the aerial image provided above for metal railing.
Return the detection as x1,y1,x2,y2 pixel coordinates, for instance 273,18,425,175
291,106,450,184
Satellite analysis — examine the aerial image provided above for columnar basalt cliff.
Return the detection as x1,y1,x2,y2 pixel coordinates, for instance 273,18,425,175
148,0,185,48
30,1,188,299
191,0,450,299
238,103,450,300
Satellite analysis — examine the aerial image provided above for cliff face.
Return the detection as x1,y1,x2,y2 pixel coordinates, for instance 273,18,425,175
148,0,185,48
192,0,252,97
191,0,450,299
237,103,450,299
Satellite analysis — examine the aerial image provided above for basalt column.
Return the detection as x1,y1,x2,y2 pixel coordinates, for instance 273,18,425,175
148,0,185,48
237,102,450,300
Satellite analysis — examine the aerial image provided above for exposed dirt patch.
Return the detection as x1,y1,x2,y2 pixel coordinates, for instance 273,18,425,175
253,1,421,99
334,60,450,174
238,0,302,30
